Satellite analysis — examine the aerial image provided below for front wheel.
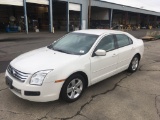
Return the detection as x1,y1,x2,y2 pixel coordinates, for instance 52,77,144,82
60,74,85,103
128,55,140,73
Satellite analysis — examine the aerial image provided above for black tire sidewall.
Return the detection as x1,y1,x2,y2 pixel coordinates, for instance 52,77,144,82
60,74,85,103
128,55,140,73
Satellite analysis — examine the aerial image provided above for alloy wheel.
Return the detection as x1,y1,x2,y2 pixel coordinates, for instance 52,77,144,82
132,57,139,71
67,78,83,99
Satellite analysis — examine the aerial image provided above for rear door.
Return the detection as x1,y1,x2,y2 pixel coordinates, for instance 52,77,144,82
115,34,134,71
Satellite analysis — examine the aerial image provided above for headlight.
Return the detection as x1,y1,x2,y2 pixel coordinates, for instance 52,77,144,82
30,70,52,86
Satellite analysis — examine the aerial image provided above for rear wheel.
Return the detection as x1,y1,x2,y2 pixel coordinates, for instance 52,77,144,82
128,55,140,73
60,74,85,102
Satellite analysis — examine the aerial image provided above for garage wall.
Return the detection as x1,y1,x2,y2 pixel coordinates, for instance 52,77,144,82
0,0,23,6
69,3,81,11
26,0,49,5
0,0,49,6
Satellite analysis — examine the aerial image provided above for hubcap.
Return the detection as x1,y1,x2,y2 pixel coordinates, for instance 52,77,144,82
132,57,139,71
67,78,83,99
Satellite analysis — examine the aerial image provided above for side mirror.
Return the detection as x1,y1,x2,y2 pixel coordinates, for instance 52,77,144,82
95,49,106,56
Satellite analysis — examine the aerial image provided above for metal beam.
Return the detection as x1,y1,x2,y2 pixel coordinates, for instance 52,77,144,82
147,15,150,24
125,11,128,24
155,16,157,22
137,13,141,24
110,9,113,28
23,0,28,34
67,0,69,32
80,4,82,30
49,0,53,33
88,0,91,29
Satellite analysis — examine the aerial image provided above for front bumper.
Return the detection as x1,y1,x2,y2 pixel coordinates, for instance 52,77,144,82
5,70,63,102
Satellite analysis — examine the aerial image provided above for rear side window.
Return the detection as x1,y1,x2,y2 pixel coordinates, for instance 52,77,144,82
116,34,133,48
128,37,133,44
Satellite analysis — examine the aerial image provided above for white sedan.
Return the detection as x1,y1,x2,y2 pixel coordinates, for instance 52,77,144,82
5,30,144,102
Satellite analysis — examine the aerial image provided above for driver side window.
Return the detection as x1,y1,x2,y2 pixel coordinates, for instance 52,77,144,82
96,35,115,51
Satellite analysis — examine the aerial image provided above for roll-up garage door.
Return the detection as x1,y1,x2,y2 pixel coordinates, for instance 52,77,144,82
0,0,23,6
26,0,49,5
69,3,81,11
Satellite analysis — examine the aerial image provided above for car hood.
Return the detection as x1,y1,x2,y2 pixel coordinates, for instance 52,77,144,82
10,47,80,73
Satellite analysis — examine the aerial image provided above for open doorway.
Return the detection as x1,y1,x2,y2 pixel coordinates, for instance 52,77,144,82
27,3,49,32
90,6,110,29
53,1,67,31
69,3,81,31
53,2,81,32
0,5,24,33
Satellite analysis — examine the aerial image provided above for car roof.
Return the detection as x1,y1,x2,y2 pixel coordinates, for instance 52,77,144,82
73,29,126,36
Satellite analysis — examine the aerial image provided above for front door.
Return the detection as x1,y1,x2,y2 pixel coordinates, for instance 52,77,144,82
90,35,118,85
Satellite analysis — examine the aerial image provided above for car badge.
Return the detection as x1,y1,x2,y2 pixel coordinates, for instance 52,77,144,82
12,70,16,75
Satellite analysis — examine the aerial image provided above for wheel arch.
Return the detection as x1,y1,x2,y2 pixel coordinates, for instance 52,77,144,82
134,53,141,60
66,71,89,88
59,71,88,102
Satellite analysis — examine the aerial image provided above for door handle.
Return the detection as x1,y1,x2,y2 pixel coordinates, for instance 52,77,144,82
112,53,117,57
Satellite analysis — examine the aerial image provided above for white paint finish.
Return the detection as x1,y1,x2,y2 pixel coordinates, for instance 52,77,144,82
116,44,134,70
10,47,80,73
73,29,126,35
5,71,62,102
69,3,81,11
5,30,144,102
0,0,23,6
91,49,118,84
95,49,106,56
26,0,49,5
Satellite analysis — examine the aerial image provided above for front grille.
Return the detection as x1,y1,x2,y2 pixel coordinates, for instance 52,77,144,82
7,65,30,82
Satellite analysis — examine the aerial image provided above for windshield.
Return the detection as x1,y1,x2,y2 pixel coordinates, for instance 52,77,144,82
48,33,99,55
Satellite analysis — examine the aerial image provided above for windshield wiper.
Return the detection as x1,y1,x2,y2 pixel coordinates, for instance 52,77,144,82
48,46,75,55
47,44,55,49
54,49,71,54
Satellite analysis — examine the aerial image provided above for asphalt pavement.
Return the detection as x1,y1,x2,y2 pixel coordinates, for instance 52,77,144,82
0,30,160,120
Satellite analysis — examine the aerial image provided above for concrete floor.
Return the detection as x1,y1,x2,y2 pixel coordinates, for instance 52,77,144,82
0,31,160,120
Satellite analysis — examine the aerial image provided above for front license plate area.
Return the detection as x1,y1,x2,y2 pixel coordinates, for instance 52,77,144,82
6,77,13,89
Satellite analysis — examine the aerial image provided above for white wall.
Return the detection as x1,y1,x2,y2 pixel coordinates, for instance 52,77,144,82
26,0,49,5
0,0,23,6
69,3,81,11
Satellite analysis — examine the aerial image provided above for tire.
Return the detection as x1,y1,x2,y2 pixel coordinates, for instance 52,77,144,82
60,74,85,103
128,55,140,73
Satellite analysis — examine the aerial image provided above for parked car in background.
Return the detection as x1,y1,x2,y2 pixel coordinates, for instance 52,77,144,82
5,30,144,102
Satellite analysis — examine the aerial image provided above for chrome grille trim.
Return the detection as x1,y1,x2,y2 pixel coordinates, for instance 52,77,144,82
7,65,30,82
